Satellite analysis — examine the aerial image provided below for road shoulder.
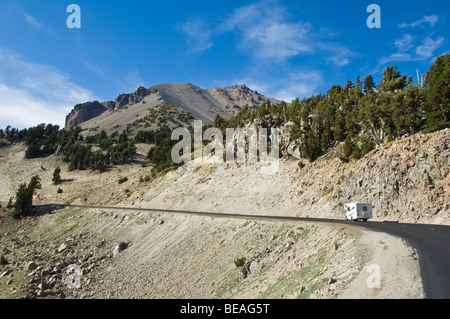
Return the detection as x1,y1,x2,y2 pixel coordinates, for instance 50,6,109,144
337,229,424,299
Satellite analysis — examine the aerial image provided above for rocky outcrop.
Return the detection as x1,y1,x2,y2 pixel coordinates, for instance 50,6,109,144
65,101,107,129
326,129,450,223
112,86,149,110
65,86,151,129
207,84,277,110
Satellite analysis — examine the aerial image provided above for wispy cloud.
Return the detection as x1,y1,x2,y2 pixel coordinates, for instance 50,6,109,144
237,70,323,103
178,0,356,66
377,14,444,69
23,12,44,29
273,71,323,102
322,44,360,67
178,18,214,53
394,34,415,52
0,48,96,129
416,35,445,58
21,10,54,34
178,0,357,101
399,15,439,28
377,34,444,69
80,59,106,78
220,1,313,62
123,68,145,93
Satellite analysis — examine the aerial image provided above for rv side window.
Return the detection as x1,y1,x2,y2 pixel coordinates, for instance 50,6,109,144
347,207,350,212
363,206,367,212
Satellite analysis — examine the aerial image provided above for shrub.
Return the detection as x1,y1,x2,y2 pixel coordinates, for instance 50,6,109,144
234,257,246,268
118,177,128,184
0,255,8,265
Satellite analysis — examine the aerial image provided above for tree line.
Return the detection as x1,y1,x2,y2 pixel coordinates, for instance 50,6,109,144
0,120,185,175
214,54,450,162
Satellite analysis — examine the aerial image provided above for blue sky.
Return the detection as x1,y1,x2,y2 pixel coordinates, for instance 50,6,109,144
0,0,448,128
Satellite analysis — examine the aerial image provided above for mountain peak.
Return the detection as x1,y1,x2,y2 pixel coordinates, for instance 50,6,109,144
65,82,280,130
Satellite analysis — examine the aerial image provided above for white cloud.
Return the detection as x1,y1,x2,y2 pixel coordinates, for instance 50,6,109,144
394,34,415,52
377,34,444,68
179,18,214,53
0,48,96,129
80,59,106,78
179,1,314,62
21,10,54,34
416,35,445,58
322,44,360,67
179,1,357,67
273,71,323,102
399,15,439,28
23,12,44,29
237,70,323,103
123,68,145,93
221,1,312,62
0,85,69,129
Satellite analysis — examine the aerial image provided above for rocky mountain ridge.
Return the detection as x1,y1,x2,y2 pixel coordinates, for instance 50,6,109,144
65,83,279,129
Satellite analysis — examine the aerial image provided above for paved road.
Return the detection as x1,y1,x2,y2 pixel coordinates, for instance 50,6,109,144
39,203,450,299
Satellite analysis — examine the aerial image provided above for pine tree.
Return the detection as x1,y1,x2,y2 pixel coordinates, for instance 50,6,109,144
378,66,406,93
52,167,62,185
363,75,376,94
424,53,450,132
344,79,354,94
341,135,354,161
25,140,42,159
12,183,28,219
300,128,322,162
13,175,41,219
358,94,390,147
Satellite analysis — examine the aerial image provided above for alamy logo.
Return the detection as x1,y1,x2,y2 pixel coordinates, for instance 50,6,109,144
66,264,82,289
67,4,81,29
171,120,280,174
366,264,381,289
367,4,381,29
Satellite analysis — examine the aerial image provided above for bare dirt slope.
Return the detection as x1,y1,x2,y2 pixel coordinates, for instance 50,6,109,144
0,206,423,299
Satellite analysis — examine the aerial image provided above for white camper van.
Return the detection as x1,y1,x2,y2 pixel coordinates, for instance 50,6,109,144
344,202,372,221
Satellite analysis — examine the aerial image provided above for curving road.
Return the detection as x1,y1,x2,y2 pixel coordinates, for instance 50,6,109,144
39,203,450,299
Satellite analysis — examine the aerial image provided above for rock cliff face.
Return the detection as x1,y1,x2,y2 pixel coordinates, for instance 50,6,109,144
65,86,150,129
328,129,450,223
65,101,107,129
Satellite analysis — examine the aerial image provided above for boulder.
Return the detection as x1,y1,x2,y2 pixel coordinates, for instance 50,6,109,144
57,243,68,253
26,261,37,271
113,242,128,257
